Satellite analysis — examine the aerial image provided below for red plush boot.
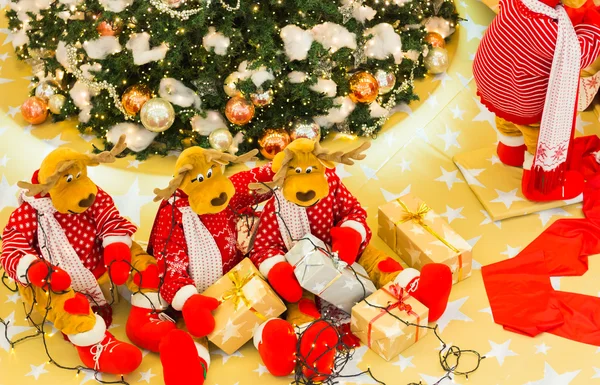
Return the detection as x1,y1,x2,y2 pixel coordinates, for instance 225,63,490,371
299,320,340,382
160,329,209,385
265,261,303,303
68,314,142,375
394,264,452,322
497,134,527,167
522,152,584,202
254,318,298,376
126,293,176,352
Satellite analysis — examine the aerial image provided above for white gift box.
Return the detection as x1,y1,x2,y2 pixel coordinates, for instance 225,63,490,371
284,234,376,313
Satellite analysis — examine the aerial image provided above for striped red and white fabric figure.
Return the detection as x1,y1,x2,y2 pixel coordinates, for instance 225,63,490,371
473,0,600,192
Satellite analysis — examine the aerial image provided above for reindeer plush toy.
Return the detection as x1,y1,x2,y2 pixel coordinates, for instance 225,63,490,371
249,138,454,377
0,136,148,375
127,146,275,385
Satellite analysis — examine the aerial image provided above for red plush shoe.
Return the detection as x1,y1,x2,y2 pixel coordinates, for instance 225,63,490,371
497,139,527,168
126,293,176,352
299,320,340,382
160,329,209,385
254,318,297,377
394,264,452,322
331,226,363,265
521,169,584,202
182,294,220,338
267,261,303,303
68,314,142,375
103,242,132,285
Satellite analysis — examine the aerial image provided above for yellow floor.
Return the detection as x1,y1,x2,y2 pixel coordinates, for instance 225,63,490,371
2,1,600,385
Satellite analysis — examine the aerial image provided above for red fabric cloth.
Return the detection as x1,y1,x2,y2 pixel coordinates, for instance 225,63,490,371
482,135,600,345
1,187,136,282
473,0,600,126
148,165,274,304
249,169,371,269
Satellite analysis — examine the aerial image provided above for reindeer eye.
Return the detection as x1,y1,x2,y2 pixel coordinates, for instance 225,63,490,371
192,173,204,183
295,167,302,174
76,172,81,179
306,166,313,174
65,174,74,183
207,169,213,178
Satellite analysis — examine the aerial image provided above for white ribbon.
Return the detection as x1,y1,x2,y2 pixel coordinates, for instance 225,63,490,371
20,192,107,306
273,189,312,251
521,0,580,174
172,197,223,292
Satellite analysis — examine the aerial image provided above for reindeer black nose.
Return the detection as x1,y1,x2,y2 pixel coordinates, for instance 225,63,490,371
296,190,316,202
78,193,96,208
211,192,228,207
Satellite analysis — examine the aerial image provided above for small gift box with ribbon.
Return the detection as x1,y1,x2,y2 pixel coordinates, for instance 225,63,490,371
202,258,286,354
378,194,472,284
351,282,429,361
285,234,376,314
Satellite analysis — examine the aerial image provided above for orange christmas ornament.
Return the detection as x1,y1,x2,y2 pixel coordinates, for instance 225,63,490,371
97,20,123,36
349,72,379,104
425,32,446,48
225,96,255,125
258,128,291,159
122,84,152,116
21,96,48,125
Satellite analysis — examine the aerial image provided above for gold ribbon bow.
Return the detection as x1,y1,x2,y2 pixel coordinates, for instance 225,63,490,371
395,199,463,280
220,270,267,322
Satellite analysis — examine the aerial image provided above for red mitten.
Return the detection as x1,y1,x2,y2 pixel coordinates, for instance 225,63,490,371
132,264,160,290
27,260,71,291
378,257,403,273
330,226,362,265
182,294,220,338
267,261,303,303
104,242,132,285
64,293,91,315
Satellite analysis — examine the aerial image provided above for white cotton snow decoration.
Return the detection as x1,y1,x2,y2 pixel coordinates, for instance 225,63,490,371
280,25,314,61
70,81,98,123
228,131,244,155
425,16,455,38
403,50,420,61
55,41,69,69
288,71,307,84
81,63,102,80
107,123,157,152
203,27,230,56
159,78,201,110
251,67,275,88
9,0,52,18
126,33,169,65
340,0,376,23
369,102,389,118
364,23,403,64
314,96,356,128
311,23,357,53
58,0,84,5
310,78,337,97
393,0,413,5
191,110,228,136
98,0,135,13
11,29,30,48
83,36,122,60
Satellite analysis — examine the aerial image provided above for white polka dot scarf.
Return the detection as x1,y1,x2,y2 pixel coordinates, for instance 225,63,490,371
21,192,107,306
274,189,312,250
521,0,581,192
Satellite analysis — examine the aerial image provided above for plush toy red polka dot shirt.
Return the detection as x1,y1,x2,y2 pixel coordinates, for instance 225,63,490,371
148,165,274,304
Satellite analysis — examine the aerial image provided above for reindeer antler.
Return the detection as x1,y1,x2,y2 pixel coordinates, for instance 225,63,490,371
153,164,193,202
249,148,294,193
205,149,259,165
314,141,371,166
17,160,76,197
89,135,127,165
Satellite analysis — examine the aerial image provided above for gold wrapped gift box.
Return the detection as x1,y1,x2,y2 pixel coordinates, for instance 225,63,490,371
351,282,429,361
378,194,473,284
202,258,286,354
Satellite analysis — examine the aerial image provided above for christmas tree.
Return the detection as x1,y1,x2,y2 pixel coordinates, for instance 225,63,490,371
7,0,458,159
